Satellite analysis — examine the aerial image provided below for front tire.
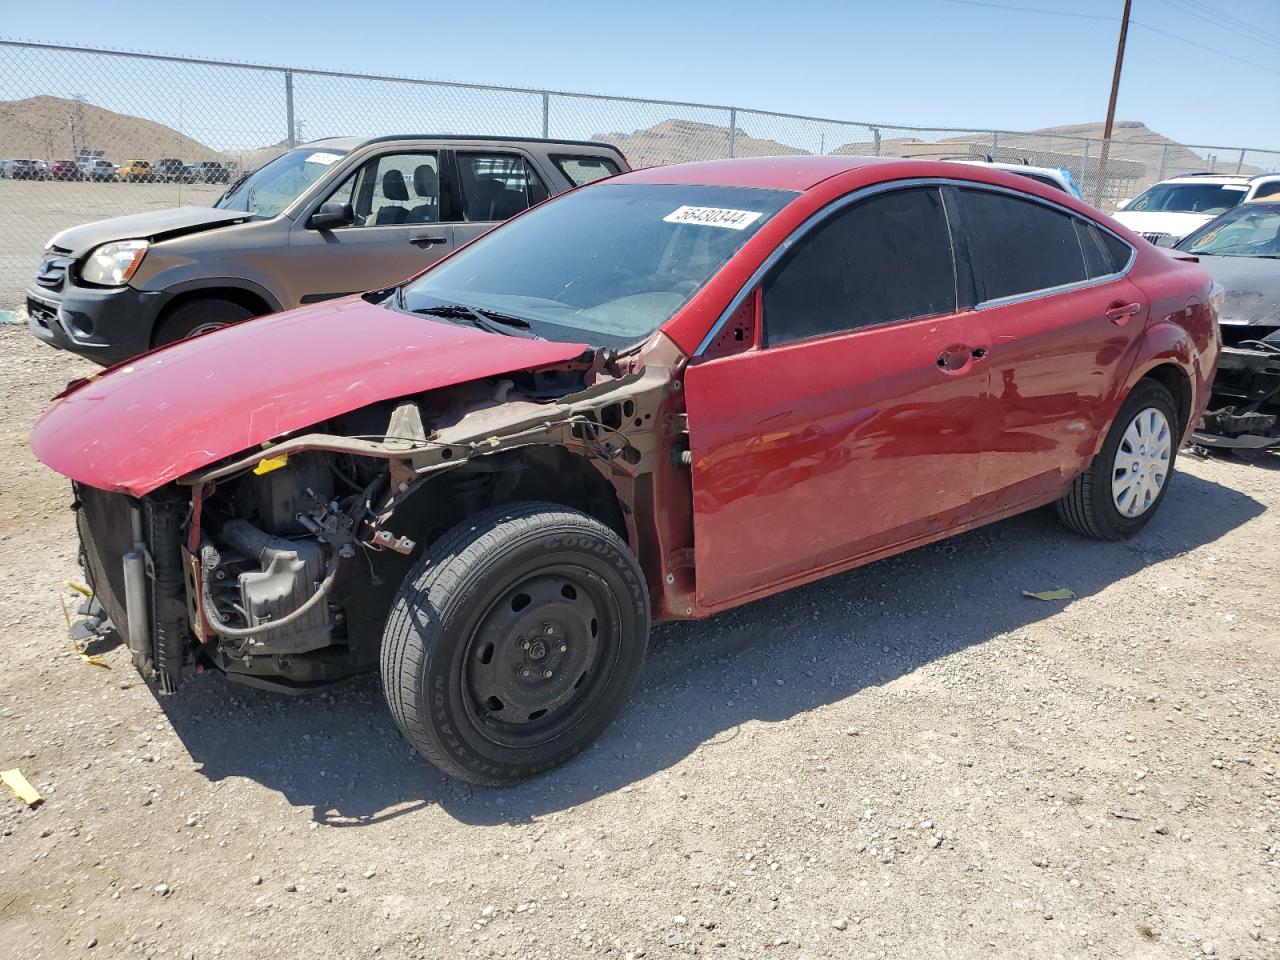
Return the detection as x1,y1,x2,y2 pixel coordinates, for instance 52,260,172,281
381,502,650,785
153,298,253,346
1056,379,1179,540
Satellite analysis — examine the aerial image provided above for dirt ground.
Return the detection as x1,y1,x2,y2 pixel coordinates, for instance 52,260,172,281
0,325,1276,960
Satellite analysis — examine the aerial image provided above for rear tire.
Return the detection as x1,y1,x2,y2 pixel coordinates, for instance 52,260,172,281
1056,379,1180,540
380,502,650,785
153,298,253,346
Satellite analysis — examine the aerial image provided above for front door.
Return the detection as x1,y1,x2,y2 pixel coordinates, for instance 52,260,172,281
684,186,992,611
286,150,454,304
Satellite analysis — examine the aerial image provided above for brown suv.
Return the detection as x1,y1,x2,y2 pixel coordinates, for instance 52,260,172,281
26,135,627,365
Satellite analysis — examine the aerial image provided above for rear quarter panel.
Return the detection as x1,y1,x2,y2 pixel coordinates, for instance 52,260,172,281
1118,246,1219,445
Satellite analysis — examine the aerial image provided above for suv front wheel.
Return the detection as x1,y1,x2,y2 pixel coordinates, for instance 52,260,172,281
380,502,651,785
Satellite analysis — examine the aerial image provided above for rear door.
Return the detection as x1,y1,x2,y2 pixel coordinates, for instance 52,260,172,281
684,185,992,610
449,149,553,250
955,187,1146,507
286,149,455,303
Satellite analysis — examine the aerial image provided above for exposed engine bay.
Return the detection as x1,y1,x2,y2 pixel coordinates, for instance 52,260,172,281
1194,325,1280,451
72,340,693,694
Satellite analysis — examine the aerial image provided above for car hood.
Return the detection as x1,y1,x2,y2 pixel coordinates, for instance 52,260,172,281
1194,254,1280,326
1112,210,1218,240
31,296,588,497
47,206,250,257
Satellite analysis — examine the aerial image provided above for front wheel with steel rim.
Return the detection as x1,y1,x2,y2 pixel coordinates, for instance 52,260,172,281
1057,378,1181,540
381,502,650,785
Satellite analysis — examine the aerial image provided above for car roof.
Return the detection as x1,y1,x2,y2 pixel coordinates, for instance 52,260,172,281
306,134,625,155
949,159,1067,179
615,155,902,191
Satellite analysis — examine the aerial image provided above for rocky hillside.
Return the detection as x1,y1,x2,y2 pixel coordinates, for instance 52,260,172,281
0,96,220,162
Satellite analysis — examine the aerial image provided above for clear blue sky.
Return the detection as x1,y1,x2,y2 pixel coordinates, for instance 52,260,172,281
1,0,1277,148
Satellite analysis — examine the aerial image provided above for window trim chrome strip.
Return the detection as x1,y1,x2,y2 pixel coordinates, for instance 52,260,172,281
692,177,1137,357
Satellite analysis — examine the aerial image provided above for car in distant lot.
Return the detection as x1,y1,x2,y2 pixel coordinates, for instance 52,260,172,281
27,135,628,365
47,159,81,181
78,158,119,182
1174,199,1280,450
948,158,1085,199
1114,173,1280,246
152,158,185,182
182,160,232,184
7,159,43,179
118,159,154,182
30,155,1218,785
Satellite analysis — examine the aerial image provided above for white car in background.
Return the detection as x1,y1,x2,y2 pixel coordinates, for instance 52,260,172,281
1114,173,1280,246
946,159,1084,199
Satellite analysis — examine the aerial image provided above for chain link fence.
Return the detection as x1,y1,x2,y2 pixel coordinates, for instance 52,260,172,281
3,39,1279,312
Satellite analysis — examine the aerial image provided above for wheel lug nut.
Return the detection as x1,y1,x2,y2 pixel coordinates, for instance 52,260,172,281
521,668,531,678
542,669,553,679
544,625,555,636
559,644,567,653
521,640,530,651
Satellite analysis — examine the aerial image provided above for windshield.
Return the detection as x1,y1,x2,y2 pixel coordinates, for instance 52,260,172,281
1127,182,1248,215
399,182,795,349
1181,204,1280,257
214,146,348,218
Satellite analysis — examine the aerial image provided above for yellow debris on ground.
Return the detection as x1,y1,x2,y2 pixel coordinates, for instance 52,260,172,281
1,769,43,807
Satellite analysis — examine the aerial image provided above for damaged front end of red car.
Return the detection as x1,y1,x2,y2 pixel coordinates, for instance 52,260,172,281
35,302,693,695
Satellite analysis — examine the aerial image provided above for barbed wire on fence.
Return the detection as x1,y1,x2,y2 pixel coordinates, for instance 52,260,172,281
2,38,1278,309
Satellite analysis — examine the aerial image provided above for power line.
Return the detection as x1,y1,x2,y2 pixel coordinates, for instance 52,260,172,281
1150,0,1280,53
1176,0,1280,47
939,0,1280,76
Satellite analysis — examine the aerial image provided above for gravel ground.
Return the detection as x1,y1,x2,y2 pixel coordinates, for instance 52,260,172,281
0,326,1276,960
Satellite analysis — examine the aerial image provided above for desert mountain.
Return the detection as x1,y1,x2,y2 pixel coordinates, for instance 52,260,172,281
591,119,807,168
0,96,221,162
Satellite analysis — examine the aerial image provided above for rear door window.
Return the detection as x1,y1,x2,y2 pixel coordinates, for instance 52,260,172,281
456,152,550,222
553,155,621,186
763,186,958,346
961,189,1088,301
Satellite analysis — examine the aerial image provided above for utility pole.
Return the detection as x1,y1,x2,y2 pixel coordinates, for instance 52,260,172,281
1095,0,1132,206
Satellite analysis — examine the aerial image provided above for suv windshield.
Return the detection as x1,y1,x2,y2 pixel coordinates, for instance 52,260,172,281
215,147,348,218
1180,204,1280,257
399,182,795,349
1127,182,1249,215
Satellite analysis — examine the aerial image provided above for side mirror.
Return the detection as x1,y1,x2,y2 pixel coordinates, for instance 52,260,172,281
310,201,354,230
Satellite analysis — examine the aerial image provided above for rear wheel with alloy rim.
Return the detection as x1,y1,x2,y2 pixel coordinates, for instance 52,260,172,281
1057,378,1181,540
381,502,650,785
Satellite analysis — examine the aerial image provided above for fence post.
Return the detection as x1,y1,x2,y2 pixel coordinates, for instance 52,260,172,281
1157,143,1168,181
541,92,549,139
990,131,998,159
727,107,736,158
872,127,881,157
1235,148,1245,174
1081,139,1090,190
284,69,296,148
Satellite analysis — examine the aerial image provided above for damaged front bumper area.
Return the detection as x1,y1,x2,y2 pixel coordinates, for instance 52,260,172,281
1193,328,1280,451
67,348,682,695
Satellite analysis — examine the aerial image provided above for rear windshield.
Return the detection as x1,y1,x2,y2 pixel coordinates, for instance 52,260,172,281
1127,182,1248,215
399,182,795,350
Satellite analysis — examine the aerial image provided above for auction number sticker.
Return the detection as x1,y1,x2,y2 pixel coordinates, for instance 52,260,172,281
305,152,343,166
663,205,763,230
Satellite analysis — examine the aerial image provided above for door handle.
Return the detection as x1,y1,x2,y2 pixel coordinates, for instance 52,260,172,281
1105,301,1142,325
409,234,447,247
936,344,988,374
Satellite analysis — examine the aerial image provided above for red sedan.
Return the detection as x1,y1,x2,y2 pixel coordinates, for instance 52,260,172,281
31,156,1220,784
